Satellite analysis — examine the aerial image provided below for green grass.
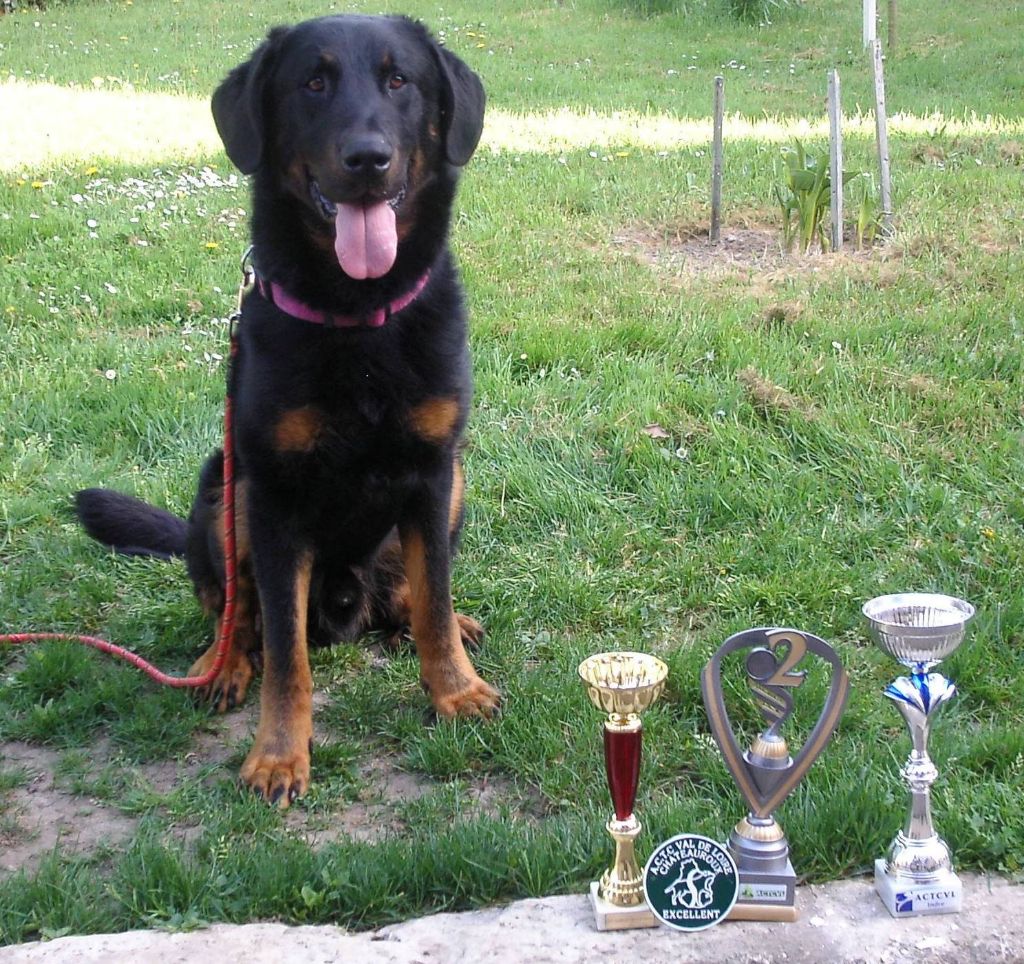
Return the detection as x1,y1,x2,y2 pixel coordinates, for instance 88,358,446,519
2,0,1024,945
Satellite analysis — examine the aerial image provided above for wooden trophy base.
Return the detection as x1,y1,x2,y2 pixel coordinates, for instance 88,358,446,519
589,881,657,931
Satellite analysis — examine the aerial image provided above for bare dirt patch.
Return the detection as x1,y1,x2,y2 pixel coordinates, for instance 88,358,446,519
612,224,787,279
298,757,517,847
0,742,139,875
609,221,888,288
1,694,523,877
0,707,258,877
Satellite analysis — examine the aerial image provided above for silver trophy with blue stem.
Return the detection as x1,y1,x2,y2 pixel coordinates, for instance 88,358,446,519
863,592,974,917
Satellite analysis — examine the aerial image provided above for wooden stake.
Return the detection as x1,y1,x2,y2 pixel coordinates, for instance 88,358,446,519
710,75,724,244
887,0,897,53
863,0,877,47
828,69,843,253
871,39,893,231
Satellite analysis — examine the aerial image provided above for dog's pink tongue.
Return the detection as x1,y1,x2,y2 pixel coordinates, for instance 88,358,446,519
334,201,397,280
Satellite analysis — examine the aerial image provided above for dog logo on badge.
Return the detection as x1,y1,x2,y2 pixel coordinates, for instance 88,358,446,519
643,834,739,931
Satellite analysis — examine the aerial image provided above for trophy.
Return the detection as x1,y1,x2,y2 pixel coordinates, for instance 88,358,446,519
578,651,668,931
863,592,974,917
701,628,849,921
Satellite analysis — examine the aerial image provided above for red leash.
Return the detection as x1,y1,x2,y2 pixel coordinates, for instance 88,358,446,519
0,265,248,689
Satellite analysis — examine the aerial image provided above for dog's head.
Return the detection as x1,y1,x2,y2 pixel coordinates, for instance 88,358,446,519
212,15,485,280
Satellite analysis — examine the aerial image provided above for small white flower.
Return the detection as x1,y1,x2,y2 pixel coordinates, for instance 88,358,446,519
104,369,117,380
104,282,118,294
86,219,98,228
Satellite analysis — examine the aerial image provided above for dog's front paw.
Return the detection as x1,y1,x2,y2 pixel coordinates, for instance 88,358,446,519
189,641,256,713
429,673,501,719
240,738,311,809
455,612,485,650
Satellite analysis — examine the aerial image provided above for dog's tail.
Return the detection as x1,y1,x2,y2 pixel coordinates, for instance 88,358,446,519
75,489,188,560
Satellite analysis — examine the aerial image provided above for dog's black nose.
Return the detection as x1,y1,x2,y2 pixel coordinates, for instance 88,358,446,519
342,135,393,175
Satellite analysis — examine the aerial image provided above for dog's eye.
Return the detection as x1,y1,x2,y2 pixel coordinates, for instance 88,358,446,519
387,72,407,91
305,75,326,93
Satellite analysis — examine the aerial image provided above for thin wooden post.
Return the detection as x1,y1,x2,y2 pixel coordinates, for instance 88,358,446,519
863,0,876,47
871,39,893,232
887,0,897,53
710,75,724,243
828,69,843,252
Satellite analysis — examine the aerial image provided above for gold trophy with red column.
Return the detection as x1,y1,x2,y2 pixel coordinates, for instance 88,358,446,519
579,651,668,931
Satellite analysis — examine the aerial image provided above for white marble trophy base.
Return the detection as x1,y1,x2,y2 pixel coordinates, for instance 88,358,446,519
874,858,963,917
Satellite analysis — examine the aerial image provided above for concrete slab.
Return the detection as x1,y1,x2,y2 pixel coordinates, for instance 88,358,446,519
2,874,1022,963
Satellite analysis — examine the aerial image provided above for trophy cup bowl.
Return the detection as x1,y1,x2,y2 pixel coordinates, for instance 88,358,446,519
578,651,668,717
578,651,668,931
863,592,973,917
862,593,974,670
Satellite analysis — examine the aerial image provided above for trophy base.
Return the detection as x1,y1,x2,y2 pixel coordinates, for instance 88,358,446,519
726,861,799,922
588,881,657,931
874,859,962,917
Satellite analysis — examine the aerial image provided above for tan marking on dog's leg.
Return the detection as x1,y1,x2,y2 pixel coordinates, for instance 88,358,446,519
446,458,483,647
449,457,465,531
240,553,314,808
401,529,498,718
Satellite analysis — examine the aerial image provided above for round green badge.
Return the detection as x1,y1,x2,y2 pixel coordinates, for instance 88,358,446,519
643,834,739,931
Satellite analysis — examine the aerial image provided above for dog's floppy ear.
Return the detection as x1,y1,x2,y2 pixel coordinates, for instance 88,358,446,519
211,27,289,175
431,44,486,167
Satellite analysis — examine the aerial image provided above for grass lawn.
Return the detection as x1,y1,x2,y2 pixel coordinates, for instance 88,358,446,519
1,0,1023,944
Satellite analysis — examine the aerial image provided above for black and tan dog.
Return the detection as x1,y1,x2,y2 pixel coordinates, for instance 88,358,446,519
76,14,499,807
